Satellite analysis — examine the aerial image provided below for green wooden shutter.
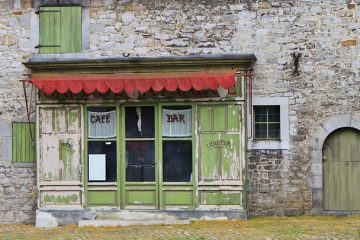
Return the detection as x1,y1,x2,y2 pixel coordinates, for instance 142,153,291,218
39,6,81,54
61,7,82,53
39,7,61,54
12,123,36,163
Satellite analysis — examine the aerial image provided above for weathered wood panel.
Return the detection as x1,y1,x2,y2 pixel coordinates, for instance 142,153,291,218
41,191,81,205
200,191,241,205
88,191,117,206
12,123,36,163
323,128,360,210
163,191,193,206
126,191,156,206
198,105,242,181
38,105,83,208
39,106,82,182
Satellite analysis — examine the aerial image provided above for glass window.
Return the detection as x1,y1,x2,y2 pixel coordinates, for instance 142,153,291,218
254,106,280,139
163,140,192,182
88,141,116,182
125,106,155,138
125,106,155,182
162,106,193,182
126,141,155,182
87,107,117,182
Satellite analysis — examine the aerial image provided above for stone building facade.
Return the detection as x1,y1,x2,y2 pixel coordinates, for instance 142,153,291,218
0,0,359,224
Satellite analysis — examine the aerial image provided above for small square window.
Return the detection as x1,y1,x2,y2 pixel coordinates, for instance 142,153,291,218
254,106,280,140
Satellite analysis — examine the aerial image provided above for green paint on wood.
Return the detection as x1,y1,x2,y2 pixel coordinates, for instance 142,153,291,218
198,105,241,181
59,139,74,178
43,171,53,180
221,134,240,180
323,128,360,210
200,192,241,205
39,6,81,54
61,7,82,53
126,191,155,205
164,191,192,205
213,106,227,132
12,123,36,163
200,134,221,180
227,105,240,132
39,7,61,54
43,194,78,204
89,191,116,205
198,106,212,132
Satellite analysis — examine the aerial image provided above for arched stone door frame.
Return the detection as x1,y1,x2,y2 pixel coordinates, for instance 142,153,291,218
310,114,360,213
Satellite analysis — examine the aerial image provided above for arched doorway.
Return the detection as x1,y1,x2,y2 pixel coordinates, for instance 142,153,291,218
323,127,360,210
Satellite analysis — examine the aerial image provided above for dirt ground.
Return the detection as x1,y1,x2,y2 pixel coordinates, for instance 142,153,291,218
1,215,360,240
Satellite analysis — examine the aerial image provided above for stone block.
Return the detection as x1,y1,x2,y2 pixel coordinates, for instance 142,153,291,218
0,137,12,162
309,175,322,189
0,34,18,46
36,211,58,228
341,39,357,47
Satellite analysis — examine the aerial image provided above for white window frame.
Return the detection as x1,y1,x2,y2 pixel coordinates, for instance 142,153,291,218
248,97,289,150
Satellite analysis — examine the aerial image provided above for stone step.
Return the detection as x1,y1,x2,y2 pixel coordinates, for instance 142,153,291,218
79,219,190,227
94,210,180,221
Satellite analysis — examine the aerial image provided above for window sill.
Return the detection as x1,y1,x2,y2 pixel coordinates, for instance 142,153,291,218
248,139,289,150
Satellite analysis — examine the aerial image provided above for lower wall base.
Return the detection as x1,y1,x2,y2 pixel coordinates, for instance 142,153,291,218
36,209,248,228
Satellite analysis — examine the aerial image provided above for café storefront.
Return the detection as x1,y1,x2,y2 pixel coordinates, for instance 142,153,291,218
25,54,255,225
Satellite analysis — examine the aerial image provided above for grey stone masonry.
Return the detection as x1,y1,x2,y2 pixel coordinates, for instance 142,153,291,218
0,0,360,223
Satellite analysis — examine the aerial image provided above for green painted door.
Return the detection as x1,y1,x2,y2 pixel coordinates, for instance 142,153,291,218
323,128,360,210
197,104,244,207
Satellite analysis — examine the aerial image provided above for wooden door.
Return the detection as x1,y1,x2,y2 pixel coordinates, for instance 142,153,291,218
323,128,360,210
197,104,244,208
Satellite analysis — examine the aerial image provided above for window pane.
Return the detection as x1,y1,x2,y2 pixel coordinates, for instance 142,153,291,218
267,106,280,122
254,123,267,139
254,106,267,122
268,123,281,139
163,141,192,182
88,141,116,182
88,109,116,139
125,107,155,138
126,141,155,182
162,108,192,137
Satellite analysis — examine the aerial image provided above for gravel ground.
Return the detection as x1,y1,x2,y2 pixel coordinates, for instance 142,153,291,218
1,216,360,240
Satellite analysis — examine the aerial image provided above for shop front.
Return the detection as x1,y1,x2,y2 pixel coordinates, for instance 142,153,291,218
25,54,255,225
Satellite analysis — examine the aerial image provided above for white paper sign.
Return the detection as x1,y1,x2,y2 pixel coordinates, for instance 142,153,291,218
88,111,116,138
162,109,191,137
88,154,106,181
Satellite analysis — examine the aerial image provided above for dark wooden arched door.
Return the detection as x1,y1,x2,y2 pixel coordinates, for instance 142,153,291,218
323,128,360,210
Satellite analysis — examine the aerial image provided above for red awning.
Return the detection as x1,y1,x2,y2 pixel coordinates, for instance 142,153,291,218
30,71,236,94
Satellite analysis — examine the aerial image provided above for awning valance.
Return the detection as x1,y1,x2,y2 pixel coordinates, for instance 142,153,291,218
30,71,236,94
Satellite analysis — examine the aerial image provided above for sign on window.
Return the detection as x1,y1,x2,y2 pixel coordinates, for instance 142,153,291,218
88,154,106,181
88,111,116,138
162,109,191,137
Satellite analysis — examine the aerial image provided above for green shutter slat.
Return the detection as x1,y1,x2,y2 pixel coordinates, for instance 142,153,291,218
12,123,36,163
61,7,82,53
39,7,61,54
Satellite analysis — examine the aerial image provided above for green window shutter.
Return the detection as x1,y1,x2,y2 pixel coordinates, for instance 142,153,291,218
12,123,36,163
39,7,61,54
61,6,82,53
39,6,82,54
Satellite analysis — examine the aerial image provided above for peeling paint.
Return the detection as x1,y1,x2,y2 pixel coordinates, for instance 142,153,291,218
43,194,79,204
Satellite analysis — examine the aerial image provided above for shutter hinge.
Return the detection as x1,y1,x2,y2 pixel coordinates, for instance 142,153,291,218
35,45,61,48
35,10,61,14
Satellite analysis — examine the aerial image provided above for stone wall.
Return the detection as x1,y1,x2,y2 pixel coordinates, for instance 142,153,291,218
81,0,360,216
0,0,36,224
0,0,359,222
